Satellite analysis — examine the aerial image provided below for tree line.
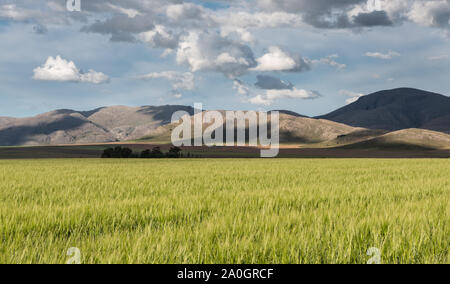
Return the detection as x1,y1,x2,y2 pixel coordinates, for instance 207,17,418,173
101,146,199,159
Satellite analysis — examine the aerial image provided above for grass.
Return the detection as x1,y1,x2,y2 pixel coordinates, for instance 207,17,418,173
0,159,448,264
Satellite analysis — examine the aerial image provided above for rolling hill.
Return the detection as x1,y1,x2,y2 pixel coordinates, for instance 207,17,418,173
319,88,450,133
278,114,363,143
138,111,363,145
0,110,115,146
338,129,450,150
0,106,194,146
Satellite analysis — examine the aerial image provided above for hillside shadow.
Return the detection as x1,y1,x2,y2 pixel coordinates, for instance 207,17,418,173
0,116,89,146
137,105,195,125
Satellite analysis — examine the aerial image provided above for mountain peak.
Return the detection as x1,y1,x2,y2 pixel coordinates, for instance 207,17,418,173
319,88,450,133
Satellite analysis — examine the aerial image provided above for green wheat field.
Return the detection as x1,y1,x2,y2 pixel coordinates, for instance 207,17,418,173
0,159,448,264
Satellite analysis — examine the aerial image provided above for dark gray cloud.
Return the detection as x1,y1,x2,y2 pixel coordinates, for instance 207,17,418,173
256,0,366,28
33,24,48,34
432,5,450,28
353,11,393,27
81,14,155,42
255,75,294,90
302,9,394,29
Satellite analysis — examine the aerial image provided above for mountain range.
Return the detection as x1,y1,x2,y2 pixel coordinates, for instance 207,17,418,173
0,88,449,149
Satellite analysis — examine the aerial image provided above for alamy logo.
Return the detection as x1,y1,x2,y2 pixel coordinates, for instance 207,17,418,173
66,0,81,12
171,103,280,158
366,247,381,264
66,247,81,264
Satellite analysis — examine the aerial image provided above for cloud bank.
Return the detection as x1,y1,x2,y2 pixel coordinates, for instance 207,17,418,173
2,0,449,108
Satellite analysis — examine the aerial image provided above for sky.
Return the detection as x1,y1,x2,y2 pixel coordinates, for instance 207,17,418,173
0,0,449,118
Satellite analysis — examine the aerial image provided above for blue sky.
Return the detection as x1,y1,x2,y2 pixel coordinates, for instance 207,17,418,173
0,0,449,117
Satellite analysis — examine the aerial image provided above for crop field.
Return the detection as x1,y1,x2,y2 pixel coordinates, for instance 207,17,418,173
0,159,448,264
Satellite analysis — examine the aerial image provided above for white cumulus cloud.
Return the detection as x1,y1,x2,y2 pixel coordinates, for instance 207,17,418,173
176,31,256,78
408,0,450,28
33,56,109,84
252,46,310,72
234,77,321,105
249,88,321,106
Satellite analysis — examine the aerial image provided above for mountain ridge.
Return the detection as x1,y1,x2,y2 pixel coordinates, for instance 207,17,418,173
0,105,195,146
0,88,449,148
318,88,450,133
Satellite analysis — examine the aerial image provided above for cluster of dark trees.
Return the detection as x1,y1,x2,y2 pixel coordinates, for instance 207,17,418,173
140,146,181,158
101,146,133,158
101,146,197,159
